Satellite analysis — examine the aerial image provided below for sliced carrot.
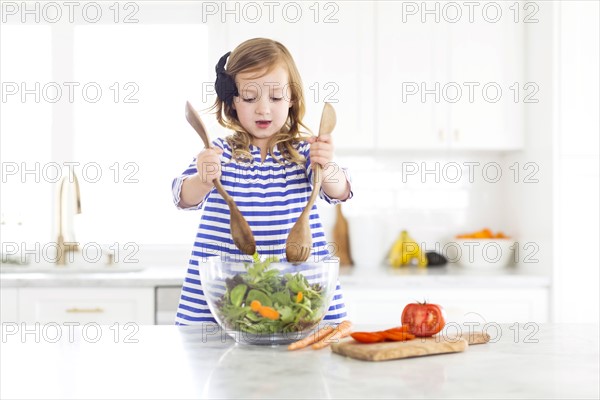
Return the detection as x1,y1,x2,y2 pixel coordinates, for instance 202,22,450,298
250,300,262,312
381,331,415,341
383,325,410,334
287,325,335,351
296,292,303,303
350,331,385,343
312,320,353,350
257,305,280,320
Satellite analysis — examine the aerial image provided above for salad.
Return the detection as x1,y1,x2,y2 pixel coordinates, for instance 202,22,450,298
215,257,327,335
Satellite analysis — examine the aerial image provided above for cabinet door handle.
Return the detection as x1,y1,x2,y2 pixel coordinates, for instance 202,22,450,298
438,129,445,141
66,307,104,313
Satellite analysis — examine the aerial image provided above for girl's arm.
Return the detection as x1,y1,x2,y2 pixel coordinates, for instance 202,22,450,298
179,174,215,208
178,147,223,208
321,163,351,200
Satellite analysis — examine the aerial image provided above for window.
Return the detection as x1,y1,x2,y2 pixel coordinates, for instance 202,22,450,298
73,24,210,245
1,25,53,245
2,22,213,251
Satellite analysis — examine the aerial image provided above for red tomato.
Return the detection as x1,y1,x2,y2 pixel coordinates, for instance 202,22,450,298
401,302,446,337
350,332,386,343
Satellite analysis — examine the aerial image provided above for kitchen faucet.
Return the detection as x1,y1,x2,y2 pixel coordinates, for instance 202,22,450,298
55,172,81,265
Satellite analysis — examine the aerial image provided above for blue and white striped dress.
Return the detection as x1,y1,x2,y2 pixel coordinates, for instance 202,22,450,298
172,137,352,326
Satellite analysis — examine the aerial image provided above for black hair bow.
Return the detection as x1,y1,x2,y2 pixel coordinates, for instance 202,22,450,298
215,52,238,107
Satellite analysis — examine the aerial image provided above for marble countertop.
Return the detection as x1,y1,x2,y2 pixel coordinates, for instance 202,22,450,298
0,263,551,288
1,324,597,399
0,264,186,288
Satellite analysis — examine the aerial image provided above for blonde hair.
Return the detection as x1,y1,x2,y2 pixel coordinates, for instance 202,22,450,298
210,38,312,165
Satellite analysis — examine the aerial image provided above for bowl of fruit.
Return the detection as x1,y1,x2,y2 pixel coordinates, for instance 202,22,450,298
199,256,339,345
454,229,515,269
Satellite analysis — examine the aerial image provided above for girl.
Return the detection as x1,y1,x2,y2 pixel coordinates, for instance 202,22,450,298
172,38,353,326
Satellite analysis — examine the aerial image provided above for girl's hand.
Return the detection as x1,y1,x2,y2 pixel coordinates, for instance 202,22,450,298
195,147,224,186
307,134,350,200
307,133,334,168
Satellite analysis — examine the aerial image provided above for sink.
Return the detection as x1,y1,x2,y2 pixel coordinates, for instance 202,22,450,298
1,248,145,273
0,262,144,274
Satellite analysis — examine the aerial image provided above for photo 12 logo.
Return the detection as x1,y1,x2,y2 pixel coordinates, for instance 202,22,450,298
1,1,140,24
1,241,140,265
200,1,340,24
400,161,540,184
2,322,140,344
400,1,540,24
391,239,540,266
201,81,340,104
438,321,540,344
1,161,140,184
401,82,539,104
1,82,140,104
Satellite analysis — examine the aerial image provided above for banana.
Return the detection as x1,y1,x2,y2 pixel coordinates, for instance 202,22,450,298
387,230,428,268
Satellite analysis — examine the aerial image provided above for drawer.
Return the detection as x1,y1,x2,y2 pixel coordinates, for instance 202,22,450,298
343,288,549,326
1,288,19,324
18,288,154,325
155,286,182,325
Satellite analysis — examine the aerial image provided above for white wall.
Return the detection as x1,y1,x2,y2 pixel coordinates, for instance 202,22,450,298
320,151,515,268
552,1,600,323
503,3,556,272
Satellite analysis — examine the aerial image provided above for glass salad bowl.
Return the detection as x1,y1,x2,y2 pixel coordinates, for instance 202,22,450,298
199,256,339,345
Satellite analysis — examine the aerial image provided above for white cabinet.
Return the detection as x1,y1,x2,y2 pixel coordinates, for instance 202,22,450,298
1,288,19,324
448,17,524,150
343,287,548,325
218,2,524,151
374,2,524,150
375,4,446,150
288,3,376,151
18,288,154,325
220,3,375,150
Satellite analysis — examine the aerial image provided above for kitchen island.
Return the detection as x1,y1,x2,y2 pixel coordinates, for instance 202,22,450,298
1,324,597,399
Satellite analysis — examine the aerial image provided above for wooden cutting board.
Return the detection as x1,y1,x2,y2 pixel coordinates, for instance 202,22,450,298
331,331,490,362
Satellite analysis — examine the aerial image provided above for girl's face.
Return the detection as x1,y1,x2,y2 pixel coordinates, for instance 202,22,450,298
232,65,293,148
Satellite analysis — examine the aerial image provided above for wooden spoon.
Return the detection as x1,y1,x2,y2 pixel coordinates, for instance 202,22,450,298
184,101,257,256
286,103,337,262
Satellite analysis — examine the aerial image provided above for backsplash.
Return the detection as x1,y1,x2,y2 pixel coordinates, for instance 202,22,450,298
318,152,519,267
